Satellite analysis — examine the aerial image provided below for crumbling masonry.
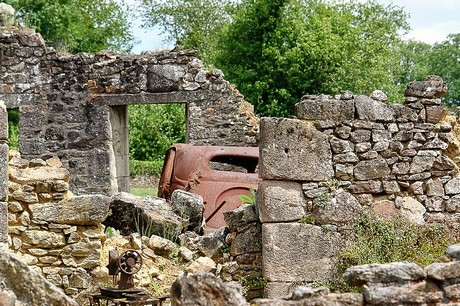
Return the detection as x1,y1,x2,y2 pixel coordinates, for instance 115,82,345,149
0,27,259,196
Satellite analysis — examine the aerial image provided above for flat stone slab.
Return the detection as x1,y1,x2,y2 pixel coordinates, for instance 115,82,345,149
259,118,334,181
262,223,342,282
30,194,110,225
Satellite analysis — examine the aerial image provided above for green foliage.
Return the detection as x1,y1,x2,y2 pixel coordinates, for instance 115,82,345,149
130,187,157,197
340,214,458,270
129,104,186,164
239,188,256,205
242,276,266,297
7,109,19,149
214,0,409,116
130,159,163,177
104,226,118,238
140,0,411,117
4,0,134,53
149,282,164,297
139,0,234,61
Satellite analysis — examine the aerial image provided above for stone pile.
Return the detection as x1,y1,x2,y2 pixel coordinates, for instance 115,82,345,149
258,76,460,296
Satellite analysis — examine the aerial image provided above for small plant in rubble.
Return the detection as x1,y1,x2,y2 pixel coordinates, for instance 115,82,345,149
239,188,257,205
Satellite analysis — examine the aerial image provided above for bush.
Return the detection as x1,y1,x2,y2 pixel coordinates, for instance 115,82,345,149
129,103,186,163
130,159,163,177
340,214,458,270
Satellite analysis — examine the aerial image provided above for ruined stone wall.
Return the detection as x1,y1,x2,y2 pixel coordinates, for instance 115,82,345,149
0,28,258,195
0,101,7,248
257,76,460,297
6,151,109,295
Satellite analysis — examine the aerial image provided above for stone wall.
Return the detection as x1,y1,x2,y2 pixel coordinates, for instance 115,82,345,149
254,244,460,305
257,76,460,297
6,150,109,295
0,101,7,248
221,204,263,299
0,26,259,196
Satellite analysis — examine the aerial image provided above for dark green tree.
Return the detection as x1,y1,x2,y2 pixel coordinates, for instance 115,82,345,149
429,34,460,106
215,0,409,116
4,0,134,53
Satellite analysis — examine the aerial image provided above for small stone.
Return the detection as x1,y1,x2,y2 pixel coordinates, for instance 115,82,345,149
185,256,216,274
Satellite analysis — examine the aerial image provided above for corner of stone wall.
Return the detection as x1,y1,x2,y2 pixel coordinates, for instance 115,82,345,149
258,76,459,298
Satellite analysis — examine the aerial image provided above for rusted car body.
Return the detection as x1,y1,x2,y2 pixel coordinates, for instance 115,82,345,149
157,144,259,229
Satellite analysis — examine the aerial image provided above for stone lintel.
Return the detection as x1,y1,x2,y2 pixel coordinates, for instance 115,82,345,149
92,91,213,106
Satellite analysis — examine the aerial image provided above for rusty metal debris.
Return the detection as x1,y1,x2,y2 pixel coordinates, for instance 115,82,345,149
90,250,169,305
158,144,259,229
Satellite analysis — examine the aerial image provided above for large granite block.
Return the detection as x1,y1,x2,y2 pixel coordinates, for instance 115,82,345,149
262,223,343,282
257,180,306,223
296,98,354,122
259,118,334,181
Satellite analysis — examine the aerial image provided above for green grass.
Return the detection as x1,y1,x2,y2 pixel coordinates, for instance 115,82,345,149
130,187,158,197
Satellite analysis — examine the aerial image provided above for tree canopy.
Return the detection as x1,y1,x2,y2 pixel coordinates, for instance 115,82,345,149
141,0,411,116
4,0,134,53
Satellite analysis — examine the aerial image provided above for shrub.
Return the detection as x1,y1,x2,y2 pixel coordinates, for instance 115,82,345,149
340,214,458,270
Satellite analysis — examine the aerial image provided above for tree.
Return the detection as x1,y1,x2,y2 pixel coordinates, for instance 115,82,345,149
4,0,134,53
215,0,410,116
139,0,234,61
428,34,460,106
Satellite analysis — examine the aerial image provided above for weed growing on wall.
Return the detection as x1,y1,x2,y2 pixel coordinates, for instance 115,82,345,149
340,214,458,270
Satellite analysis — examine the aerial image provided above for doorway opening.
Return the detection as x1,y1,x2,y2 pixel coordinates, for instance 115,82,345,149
110,103,188,194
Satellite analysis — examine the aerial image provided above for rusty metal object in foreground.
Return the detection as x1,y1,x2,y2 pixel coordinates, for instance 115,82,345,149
158,144,259,229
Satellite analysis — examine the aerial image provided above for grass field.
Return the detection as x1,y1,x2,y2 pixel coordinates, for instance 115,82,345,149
130,187,158,197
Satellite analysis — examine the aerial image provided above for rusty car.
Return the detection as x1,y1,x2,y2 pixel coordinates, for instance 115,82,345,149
157,144,259,229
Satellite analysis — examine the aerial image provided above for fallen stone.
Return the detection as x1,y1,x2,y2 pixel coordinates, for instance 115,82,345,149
344,262,426,286
425,261,460,281
0,249,78,306
363,281,442,305
446,244,460,260
171,189,204,233
103,192,184,237
171,272,246,306
400,197,426,224
185,257,216,274
145,234,178,258
224,204,258,231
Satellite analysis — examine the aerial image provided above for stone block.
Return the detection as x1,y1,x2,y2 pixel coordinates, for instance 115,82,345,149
30,194,111,225
0,143,7,202
354,158,390,180
0,102,7,142
262,223,342,282
404,75,447,98
257,180,306,222
344,262,426,286
0,202,7,244
311,190,363,225
296,98,354,121
147,64,185,92
259,118,334,181
263,282,293,299
426,105,448,123
355,95,394,122
21,230,66,248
